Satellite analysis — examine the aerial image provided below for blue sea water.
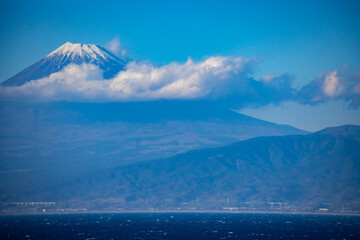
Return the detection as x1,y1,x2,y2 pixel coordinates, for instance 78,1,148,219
1,213,360,239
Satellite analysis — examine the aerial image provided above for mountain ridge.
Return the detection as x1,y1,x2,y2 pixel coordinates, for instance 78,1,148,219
1,125,359,212
0,100,307,169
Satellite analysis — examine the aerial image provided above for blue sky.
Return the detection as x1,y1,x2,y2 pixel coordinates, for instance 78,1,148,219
0,0,359,131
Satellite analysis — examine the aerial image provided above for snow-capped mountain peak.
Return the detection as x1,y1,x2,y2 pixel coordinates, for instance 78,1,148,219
2,42,126,86
47,42,117,62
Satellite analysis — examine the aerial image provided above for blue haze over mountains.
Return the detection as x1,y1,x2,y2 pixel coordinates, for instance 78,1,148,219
0,42,359,212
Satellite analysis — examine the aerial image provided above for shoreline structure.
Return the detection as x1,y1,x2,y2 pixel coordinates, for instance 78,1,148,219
1,210,360,216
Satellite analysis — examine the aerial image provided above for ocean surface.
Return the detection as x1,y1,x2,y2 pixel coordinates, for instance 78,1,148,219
1,212,360,239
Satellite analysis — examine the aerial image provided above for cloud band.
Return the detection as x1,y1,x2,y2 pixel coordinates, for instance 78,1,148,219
1,56,359,108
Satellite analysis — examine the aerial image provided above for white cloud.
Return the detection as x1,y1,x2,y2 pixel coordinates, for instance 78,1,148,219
106,37,120,54
0,64,110,101
0,57,257,102
1,55,359,108
105,37,130,60
260,74,280,83
109,57,252,100
322,70,343,97
299,68,360,107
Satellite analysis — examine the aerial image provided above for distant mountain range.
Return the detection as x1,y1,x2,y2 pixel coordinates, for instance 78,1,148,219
1,125,359,212
2,42,126,86
0,100,305,179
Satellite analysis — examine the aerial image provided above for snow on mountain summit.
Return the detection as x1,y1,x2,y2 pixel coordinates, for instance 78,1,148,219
2,42,126,86
47,42,119,62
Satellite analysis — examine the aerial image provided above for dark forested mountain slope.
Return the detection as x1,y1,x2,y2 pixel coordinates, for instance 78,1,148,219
3,125,359,211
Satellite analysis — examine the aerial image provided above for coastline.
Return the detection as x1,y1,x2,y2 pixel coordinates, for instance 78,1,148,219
2,210,360,217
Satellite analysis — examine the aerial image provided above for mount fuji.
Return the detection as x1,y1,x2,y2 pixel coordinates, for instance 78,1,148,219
0,41,307,168
2,42,126,86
